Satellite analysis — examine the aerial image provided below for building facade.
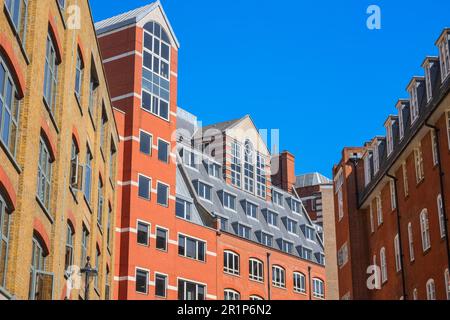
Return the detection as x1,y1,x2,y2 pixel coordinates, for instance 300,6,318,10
333,29,450,300
0,0,119,300
96,1,326,300
296,173,339,300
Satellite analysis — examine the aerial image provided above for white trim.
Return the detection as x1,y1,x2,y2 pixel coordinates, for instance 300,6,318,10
115,227,137,233
114,276,135,282
103,51,142,64
170,71,178,78
119,135,140,142
117,180,139,187
111,92,141,102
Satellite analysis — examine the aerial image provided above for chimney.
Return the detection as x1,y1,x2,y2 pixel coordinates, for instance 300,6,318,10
271,151,296,193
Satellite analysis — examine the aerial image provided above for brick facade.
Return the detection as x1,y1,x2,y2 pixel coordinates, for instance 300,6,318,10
0,0,119,300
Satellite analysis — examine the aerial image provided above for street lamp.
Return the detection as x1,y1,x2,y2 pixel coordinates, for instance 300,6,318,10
80,256,98,300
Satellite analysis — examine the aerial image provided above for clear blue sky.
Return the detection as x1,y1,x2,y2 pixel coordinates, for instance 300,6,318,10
91,0,450,178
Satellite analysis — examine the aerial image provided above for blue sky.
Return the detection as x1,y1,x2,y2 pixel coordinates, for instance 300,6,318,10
91,0,450,178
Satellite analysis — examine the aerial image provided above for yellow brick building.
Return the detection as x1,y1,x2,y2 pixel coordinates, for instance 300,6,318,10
0,0,119,300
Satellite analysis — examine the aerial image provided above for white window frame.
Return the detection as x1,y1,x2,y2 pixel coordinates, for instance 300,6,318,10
312,278,325,299
445,269,450,300
386,122,394,156
230,140,242,188
376,196,383,226
272,265,286,288
197,181,212,201
408,222,415,262
249,258,264,282
293,272,306,294
431,130,439,166
425,62,433,102
137,174,152,200
135,268,149,295
223,250,240,276
224,289,240,300
139,130,153,156
154,272,168,298
414,146,424,183
223,192,236,212
390,180,396,211
409,84,419,124
426,279,436,300
380,247,387,284
437,194,446,239
136,220,150,246
156,181,169,207
420,209,431,252
178,233,206,262
394,234,401,272
402,162,409,197
369,203,374,234
338,189,344,221
439,36,450,82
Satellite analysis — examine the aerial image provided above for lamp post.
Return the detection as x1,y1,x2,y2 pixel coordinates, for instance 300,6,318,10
80,256,98,300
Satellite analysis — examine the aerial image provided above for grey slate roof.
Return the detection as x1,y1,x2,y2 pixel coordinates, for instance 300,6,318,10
95,2,158,34
175,110,325,265
94,1,180,48
296,173,332,188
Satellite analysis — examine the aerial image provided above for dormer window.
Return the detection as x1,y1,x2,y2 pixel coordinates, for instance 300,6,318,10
424,61,434,102
372,141,380,174
437,31,450,82
364,152,371,186
397,102,405,140
408,83,419,124
385,120,394,156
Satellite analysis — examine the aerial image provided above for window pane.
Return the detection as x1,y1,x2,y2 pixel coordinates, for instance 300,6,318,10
158,140,169,162
140,132,152,155
136,270,148,294
156,228,167,251
157,183,168,206
138,176,150,199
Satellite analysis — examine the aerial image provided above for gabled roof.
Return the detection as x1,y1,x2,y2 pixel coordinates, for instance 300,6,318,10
201,117,245,135
94,1,180,48
296,173,332,188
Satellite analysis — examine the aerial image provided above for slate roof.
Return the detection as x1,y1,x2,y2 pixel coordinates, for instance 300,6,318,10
296,173,332,188
176,110,325,265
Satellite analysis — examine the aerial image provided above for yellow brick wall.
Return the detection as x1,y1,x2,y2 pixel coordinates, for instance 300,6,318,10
0,0,118,300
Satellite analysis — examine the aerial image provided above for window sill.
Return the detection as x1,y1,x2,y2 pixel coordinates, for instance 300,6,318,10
249,278,264,285
36,196,54,224
0,139,22,174
223,271,240,278
156,247,168,253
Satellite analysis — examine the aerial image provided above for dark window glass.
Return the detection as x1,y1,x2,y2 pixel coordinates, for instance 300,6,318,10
157,183,168,206
155,274,167,297
156,228,167,251
139,131,152,155
138,175,151,200
158,140,169,163
137,222,149,246
135,269,148,294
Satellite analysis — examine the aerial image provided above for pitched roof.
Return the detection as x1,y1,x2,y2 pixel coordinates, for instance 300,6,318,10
94,1,180,48
296,173,332,188
201,117,245,135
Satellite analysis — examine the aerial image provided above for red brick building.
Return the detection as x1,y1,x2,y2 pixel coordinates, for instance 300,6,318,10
96,2,326,300
333,29,450,300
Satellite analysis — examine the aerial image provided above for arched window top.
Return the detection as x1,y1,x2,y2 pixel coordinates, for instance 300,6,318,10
273,264,285,272
249,295,263,300
224,250,239,257
294,271,306,277
224,288,240,294
249,257,262,264
224,289,240,300
144,21,171,45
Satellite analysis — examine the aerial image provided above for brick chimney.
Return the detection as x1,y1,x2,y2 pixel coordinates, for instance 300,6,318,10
271,151,296,193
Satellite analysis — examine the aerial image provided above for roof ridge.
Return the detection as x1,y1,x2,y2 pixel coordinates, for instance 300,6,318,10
95,2,157,26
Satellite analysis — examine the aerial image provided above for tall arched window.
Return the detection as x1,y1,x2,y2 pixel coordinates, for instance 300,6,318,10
142,21,171,120
43,30,59,116
420,209,431,251
380,247,387,283
249,258,263,282
0,55,21,156
0,194,11,289
29,235,53,300
272,265,286,288
223,250,240,275
243,140,255,193
426,279,436,300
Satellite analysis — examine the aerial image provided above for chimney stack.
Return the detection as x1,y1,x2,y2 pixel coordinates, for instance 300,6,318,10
271,151,296,193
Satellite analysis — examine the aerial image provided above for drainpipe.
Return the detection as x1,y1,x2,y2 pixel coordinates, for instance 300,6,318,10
308,266,312,300
425,124,450,275
386,174,408,300
266,253,271,300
